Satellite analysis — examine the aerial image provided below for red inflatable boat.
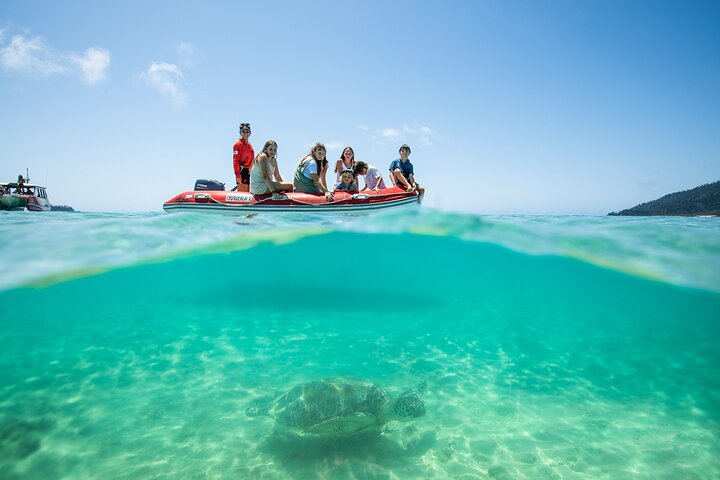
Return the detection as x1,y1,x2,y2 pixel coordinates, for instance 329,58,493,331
163,187,419,214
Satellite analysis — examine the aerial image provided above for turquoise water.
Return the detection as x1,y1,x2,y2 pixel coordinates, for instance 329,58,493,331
0,210,719,479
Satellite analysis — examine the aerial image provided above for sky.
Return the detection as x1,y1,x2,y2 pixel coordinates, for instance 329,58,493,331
1,0,718,214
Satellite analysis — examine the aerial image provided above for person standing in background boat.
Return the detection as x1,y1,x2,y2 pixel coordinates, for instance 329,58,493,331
233,123,255,192
15,175,25,194
335,147,357,186
353,161,386,191
293,142,334,201
389,144,425,201
249,140,294,195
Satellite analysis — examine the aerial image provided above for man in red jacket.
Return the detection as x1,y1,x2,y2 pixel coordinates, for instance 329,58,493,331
233,123,255,192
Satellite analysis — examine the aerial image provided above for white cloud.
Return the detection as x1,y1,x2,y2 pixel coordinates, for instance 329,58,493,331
403,125,434,137
143,62,187,109
176,42,194,67
357,125,369,131
324,141,344,152
69,47,110,85
0,32,110,84
366,123,438,148
401,125,436,145
0,34,66,75
142,43,195,108
382,128,401,139
303,140,344,154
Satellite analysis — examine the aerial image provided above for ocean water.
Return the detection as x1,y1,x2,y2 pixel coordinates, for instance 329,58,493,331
0,210,718,479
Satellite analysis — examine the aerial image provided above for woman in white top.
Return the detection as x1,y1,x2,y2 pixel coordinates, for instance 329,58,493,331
249,140,293,195
335,147,356,182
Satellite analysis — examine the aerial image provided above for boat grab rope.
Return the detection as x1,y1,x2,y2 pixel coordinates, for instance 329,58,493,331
199,191,415,207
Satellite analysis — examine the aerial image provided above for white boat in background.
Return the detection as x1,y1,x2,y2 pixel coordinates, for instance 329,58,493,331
0,182,51,211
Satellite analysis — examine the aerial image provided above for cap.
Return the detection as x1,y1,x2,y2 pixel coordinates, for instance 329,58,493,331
239,123,251,133
399,144,411,153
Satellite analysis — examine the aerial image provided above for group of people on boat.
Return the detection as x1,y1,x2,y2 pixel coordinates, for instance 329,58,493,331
232,123,425,202
1,175,32,195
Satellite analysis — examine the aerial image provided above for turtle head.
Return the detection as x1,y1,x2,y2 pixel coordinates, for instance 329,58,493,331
245,405,261,417
392,381,427,421
245,401,270,418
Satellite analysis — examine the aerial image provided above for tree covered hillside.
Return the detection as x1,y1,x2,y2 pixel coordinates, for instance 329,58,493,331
609,181,720,216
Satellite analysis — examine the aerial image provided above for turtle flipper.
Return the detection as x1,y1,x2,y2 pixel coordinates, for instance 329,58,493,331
245,399,272,418
406,380,427,396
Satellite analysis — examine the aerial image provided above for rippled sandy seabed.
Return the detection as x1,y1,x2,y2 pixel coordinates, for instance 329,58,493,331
1,211,718,479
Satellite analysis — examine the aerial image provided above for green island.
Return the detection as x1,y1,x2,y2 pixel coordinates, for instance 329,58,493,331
51,205,75,212
609,181,720,216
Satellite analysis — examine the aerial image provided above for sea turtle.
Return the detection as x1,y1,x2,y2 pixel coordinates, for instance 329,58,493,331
245,377,427,437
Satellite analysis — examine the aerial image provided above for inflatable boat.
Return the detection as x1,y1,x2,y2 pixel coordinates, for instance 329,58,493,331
163,186,419,214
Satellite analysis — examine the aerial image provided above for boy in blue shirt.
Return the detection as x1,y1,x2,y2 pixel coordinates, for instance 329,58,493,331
389,144,425,202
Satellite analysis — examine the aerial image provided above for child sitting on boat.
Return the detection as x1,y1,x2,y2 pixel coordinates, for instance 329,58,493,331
353,161,386,191
334,170,358,192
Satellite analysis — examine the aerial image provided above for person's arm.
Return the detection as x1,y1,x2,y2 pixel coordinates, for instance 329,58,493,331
372,170,384,191
310,174,330,192
272,158,284,182
374,174,385,191
319,163,329,190
233,144,242,186
310,173,334,201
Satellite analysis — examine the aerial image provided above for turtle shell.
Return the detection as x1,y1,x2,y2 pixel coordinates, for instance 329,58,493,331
265,377,390,430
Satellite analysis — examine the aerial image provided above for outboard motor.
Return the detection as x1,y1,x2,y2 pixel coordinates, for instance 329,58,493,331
194,179,225,191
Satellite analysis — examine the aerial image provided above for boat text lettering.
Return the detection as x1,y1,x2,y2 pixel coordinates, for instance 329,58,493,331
226,193,254,203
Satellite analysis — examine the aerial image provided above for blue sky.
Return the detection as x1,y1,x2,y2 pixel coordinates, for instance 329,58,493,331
1,0,718,213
